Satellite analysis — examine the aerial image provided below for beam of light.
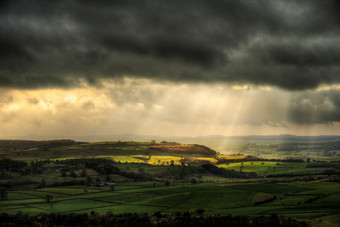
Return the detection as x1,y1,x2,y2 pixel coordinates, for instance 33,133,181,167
1,78,340,138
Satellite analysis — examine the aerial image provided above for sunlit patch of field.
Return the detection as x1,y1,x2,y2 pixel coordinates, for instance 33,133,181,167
145,156,183,165
308,214,340,227
51,154,217,165
217,154,248,160
96,155,183,165
95,155,143,163
217,161,310,175
195,157,218,163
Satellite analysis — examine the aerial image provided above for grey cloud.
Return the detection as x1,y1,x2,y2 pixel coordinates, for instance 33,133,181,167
288,90,340,124
0,0,339,90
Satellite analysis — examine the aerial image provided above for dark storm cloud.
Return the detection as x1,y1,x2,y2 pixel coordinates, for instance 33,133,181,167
0,0,339,90
288,90,340,124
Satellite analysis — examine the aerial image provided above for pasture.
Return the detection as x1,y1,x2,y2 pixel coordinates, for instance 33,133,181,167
217,161,333,175
1,139,340,222
1,180,339,218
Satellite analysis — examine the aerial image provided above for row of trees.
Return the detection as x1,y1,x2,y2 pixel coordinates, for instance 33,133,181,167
0,212,307,227
202,164,258,179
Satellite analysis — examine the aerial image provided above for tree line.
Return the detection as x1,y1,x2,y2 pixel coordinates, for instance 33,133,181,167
0,212,306,227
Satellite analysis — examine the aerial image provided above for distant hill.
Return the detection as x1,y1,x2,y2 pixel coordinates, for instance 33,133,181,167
0,139,79,150
149,144,216,156
2,134,340,144
0,140,217,160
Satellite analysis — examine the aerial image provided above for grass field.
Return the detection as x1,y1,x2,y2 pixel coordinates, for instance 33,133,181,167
217,161,334,175
1,180,339,218
0,141,220,162
1,140,340,221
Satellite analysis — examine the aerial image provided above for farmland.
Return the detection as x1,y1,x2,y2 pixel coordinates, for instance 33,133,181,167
1,181,340,218
0,139,339,226
217,161,335,175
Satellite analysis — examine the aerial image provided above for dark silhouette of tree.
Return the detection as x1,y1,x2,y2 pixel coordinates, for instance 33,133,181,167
190,178,197,184
70,170,77,178
0,188,8,200
195,208,205,216
86,176,93,186
105,175,112,181
81,170,87,177
40,179,46,187
45,194,53,203
110,184,115,191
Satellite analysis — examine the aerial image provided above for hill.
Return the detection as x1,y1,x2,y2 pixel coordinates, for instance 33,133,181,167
0,140,217,162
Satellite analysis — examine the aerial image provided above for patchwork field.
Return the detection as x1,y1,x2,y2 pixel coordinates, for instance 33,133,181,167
0,139,339,225
1,181,339,218
217,161,334,175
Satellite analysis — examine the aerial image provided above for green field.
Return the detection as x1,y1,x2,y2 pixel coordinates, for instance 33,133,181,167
0,139,339,223
1,181,339,218
217,161,333,175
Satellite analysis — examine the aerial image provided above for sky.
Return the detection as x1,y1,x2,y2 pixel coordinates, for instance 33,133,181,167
1,0,340,138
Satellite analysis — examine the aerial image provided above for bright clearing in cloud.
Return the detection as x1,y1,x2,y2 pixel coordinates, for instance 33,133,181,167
2,79,340,137
0,0,340,137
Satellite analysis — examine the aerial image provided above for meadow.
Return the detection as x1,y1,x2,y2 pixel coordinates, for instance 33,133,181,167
0,139,339,226
1,180,340,219
217,161,334,175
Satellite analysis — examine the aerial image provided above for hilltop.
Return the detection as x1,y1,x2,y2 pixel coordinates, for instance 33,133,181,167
0,140,218,163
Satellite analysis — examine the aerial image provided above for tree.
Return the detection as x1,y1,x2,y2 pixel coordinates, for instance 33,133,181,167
70,170,77,178
190,178,197,184
99,168,106,175
110,184,115,191
105,175,112,181
138,167,145,175
81,170,87,177
0,188,7,201
40,179,46,187
195,208,205,216
45,194,53,203
86,176,93,186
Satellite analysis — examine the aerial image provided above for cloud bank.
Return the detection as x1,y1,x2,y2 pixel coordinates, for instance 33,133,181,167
0,0,339,90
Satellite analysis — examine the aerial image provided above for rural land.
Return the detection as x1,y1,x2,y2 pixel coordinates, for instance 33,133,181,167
0,136,339,226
